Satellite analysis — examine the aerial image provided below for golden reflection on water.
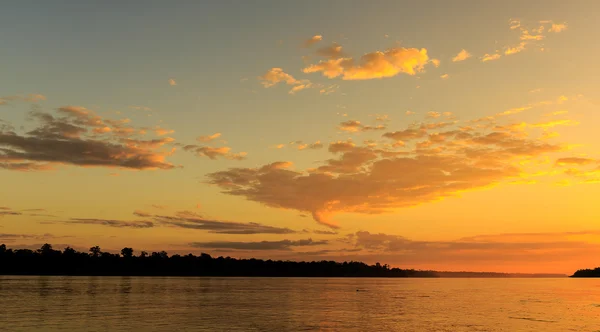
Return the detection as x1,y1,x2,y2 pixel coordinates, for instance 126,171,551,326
0,277,599,331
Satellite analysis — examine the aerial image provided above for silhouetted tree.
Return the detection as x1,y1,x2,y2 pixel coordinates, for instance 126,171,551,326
89,246,101,258
38,243,54,255
121,247,134,258
139,251,148,258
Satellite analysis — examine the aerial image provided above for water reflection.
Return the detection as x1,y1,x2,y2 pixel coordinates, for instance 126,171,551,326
0,277,598,331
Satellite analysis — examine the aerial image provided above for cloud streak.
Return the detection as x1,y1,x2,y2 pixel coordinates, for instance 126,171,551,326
303,47,430,80
190,238,328,251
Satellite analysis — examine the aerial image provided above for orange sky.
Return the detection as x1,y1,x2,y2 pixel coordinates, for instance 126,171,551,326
1,1,599,274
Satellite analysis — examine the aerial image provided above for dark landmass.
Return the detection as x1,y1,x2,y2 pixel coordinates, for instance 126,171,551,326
0,244,566,278
570,268,600,278
0,244,436,277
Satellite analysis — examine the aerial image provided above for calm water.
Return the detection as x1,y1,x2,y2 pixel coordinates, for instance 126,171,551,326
0,277,599,331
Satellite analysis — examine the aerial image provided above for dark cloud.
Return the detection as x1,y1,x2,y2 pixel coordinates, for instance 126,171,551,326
0,208,22,217
58,218,155,229
153,213,296,235
0,107,176,171
189,238,328,251
0,233,61,242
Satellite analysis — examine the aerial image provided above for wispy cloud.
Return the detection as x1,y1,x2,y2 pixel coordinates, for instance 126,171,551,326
259,68,313,94
339,120,386,133
481,53,501,62
197,133,222,143
190,238,327,250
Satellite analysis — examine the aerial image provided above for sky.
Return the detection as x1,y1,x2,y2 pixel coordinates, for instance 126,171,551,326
1,1,599,274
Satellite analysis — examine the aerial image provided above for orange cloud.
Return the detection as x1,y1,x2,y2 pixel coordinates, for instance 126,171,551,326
259,68,312,94
154,126,174,136
452,49,471,62
168,79,177,86
303,47,430,80
440,74,449,80
207,112,569,227
197,133,222,142
481,53,501,62
0,94,46,105
183,145,246,160
505,42,526,55
303,35,323,47
520,30,544,41
316,42,344,58
296,141,324,150
548,23,567,33
339,120,386,133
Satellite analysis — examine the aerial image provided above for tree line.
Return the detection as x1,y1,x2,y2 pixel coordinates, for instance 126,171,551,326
0,243,437,277
570,268,600,278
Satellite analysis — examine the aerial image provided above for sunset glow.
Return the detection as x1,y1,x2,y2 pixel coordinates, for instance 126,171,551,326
1,1,599,274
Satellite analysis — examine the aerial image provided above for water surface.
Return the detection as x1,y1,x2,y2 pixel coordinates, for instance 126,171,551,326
1,276,599,331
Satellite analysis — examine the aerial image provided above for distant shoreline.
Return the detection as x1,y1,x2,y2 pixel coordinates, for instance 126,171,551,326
0,243,568,278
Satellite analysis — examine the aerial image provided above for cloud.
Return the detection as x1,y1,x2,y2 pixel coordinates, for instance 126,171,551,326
555,157,596,166
339,120,386,133
168,79,177,86
58,218,155,228
153,126,174,136
509,19,521,30
452,49,472,62
190,238,328,251
430,59,441,67
481,53,501,62
183,145,246,160
316,43,344,58
154,213,296,234
548,23,567,33
520,30,544,41
296,141,324,150
0,208,22,217
0,94,46,106
0,233,61,242
133,210,152,218
197,133,222,142
259,68,312,94
440,74,449,80
505,42,526,55
348,230,600,263
207,113,567,227
303,35,323,47
303,47,430,80
0,108,176,171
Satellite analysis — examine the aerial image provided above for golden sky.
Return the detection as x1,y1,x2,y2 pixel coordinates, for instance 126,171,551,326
1,1,599,273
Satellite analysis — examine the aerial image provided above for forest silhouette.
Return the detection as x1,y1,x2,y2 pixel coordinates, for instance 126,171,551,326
570,268,600,278
0,243,436,277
